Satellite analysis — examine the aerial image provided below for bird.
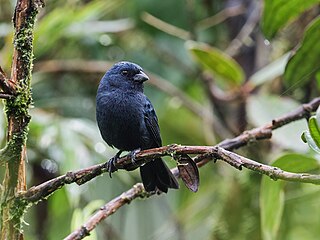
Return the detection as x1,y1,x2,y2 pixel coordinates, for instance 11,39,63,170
96,61,179,193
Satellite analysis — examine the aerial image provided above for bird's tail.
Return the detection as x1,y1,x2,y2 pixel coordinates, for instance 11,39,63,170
140,158,179,193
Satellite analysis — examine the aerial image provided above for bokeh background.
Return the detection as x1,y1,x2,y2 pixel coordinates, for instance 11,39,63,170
0,0,320,239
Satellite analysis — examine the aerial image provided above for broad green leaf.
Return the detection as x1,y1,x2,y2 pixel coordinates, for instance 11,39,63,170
247,95,308,152
261,0,319,39
185,41,245,87
284,17,320,88
308,116,320,148
271,153,319,172
260,178,284,240
260,154,318,240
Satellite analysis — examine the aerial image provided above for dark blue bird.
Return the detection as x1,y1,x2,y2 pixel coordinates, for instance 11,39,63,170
96,61,179,192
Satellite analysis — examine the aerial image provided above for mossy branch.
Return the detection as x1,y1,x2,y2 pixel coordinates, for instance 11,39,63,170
0,0,44,239
0,137,25,164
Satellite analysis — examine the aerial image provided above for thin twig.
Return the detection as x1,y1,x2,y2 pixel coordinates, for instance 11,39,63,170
213,147,320,184
18,97,320,204
29,96,320,240
64,183,147,240
141,12,191,40
225,2,261,56
34,60,214,126
65,141,320,240
197,4,246,30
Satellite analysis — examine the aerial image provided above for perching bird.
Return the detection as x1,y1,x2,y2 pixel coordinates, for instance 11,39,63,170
96,61,179,193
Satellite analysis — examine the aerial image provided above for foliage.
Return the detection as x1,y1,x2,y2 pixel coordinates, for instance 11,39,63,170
261,0,319,39
260,154,319,240
0,0,319,239
284,17,320,88
186,40,245,87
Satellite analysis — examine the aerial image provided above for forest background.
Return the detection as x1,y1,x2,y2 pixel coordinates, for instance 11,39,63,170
0,0,320,239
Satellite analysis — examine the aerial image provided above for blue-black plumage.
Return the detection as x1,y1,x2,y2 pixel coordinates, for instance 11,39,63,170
96,61,179,192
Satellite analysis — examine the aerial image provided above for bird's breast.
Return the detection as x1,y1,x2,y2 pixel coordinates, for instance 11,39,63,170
96,91,148,151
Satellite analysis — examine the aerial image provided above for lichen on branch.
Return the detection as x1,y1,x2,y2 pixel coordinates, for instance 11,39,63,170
0,0,44,239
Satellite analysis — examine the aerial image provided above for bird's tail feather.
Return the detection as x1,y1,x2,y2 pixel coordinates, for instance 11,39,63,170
140,158,179,193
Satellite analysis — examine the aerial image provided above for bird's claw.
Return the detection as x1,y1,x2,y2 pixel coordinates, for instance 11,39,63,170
129,148,141,166
106,157,117,178
106,151,122,178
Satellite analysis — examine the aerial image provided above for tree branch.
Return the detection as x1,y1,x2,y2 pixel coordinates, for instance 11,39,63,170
197,4,245,30
225,1,261,56
1,0,44,238
17,97,320,205
212,147,320,184
141,12,191,40
65,142,320,240
34,60,216,131
34,60,210,117
64,183,147,240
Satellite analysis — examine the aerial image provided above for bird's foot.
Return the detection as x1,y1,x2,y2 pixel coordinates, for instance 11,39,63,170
129,148,141,166
106,150,122,178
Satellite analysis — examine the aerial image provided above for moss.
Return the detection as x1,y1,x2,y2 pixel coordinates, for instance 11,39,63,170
2,5,37,164
0,123,30,164
5,91,32,117
1,3,42,234
6,6,39,118
10,197,31,231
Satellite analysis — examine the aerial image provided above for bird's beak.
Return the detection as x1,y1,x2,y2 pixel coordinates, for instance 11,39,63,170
133,71,149,83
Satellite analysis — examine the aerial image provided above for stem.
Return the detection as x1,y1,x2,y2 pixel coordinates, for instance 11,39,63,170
65,143,320,240
64,184,147,240
0,1,43,239
18,97,320,204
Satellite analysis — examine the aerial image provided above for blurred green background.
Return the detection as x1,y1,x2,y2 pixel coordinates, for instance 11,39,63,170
0,0,320,239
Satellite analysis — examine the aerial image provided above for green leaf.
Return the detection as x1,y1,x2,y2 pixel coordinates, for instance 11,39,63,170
261,0,319,39
185,41,245,87
308,116,320,148
284,17,320,88
301,108,320,154
301,131,307,143
260,177,284,240
260,154,318,240
271,153,319,172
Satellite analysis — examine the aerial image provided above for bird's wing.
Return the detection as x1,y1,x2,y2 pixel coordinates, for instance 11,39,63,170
144,98,162,147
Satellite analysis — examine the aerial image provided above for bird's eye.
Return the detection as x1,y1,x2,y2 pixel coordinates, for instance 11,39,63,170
121,70,129,76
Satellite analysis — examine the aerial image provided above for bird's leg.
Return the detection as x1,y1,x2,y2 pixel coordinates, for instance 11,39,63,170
106,150,123,178
128,148,141,170
128,148,141,166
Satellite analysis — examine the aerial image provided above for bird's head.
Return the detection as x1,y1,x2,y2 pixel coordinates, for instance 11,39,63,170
100,61,149,92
